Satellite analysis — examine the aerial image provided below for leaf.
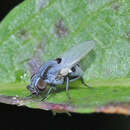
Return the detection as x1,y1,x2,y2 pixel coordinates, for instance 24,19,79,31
0,0,130,114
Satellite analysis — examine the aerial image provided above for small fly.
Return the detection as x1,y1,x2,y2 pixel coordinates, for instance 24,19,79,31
27,40,95,100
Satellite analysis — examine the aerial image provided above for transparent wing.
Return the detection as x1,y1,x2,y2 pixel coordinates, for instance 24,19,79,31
60,40,96,68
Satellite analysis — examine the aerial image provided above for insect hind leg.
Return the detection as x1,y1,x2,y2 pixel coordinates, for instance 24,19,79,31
80,77,91,88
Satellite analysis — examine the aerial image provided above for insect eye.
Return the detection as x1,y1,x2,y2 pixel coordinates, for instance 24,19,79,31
37,78,47,91
55,58,62,64
71,67,76,72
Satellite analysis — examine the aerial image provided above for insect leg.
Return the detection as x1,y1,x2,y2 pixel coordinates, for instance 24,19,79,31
41,86,55,101
26,87,40,98
65,76,71,99
66,76,69,91
26,93,35,99
80,77,91,88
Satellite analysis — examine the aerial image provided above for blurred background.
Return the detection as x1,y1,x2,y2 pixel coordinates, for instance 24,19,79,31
0,0,130,130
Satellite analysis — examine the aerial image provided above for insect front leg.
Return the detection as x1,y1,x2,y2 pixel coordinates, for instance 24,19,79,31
80,77,91,88
41,85,56,101
26,93,35,99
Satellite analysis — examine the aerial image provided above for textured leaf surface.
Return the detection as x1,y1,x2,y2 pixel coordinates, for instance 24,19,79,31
0,0,130,114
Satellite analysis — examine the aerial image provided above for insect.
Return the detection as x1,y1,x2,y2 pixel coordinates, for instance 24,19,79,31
27,40,95,100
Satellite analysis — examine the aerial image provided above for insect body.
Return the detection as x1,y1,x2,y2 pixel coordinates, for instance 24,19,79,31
27,40,95,100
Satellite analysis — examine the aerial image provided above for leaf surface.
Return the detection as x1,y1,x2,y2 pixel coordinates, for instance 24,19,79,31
0,0,130,114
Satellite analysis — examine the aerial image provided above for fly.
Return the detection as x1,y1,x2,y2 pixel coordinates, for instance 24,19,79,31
27,40,96,100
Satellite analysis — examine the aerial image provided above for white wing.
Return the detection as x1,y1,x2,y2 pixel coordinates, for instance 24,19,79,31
60,40,96,69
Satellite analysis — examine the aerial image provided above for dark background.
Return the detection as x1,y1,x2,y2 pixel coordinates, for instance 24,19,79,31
0,0,130,130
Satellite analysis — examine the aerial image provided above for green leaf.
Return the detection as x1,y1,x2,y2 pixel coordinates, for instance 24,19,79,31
0,0,130,114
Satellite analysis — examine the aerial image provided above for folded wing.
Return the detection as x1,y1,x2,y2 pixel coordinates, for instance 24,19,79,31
60,40,96,69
